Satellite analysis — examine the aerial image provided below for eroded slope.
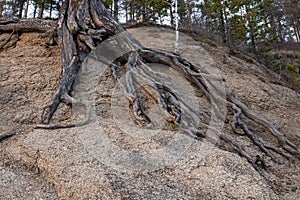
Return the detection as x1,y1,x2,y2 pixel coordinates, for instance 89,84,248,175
0,27,299,199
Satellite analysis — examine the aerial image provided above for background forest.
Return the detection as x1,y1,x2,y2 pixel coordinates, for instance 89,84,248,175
0,0,300,88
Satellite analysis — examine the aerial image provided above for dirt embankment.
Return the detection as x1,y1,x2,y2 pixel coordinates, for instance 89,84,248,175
0,27,300,199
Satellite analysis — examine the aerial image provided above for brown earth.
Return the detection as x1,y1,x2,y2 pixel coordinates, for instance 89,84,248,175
0,27,300,199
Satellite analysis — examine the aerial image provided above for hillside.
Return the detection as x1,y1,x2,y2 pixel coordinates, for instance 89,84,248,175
0,26,300,199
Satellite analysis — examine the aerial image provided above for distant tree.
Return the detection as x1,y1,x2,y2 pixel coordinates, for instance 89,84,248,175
201,0,228,44
23,0,30,18
283,0,300,42
0,1,3,17
168,0,174,26
18,0,25,18
37,0,45,18
114,0,118,21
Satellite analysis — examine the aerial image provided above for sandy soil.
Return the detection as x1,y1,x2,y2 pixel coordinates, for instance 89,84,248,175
0,27,299,199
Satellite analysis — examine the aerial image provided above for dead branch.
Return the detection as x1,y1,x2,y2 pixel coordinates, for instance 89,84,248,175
0,130,16,142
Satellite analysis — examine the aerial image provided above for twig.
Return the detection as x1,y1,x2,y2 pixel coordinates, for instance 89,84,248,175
0,129,17,142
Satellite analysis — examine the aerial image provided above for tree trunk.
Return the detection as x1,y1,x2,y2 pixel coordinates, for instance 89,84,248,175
277,18,284,42
224,12,235,55
219,8,227,44
33,2,37,18
24,0,30,18
125,1,128,22
249,25,257,55
169,1,174,26
245,5,257,55
38,0,45,19
294,22,300,43
110,0,113,15
1,0,298,173
113,0,118,21
49,0,53,19
0,2,3,18
18,0,25,18
130,1,134,21
142,0,147,22
178,0,186,25
187,0,192,28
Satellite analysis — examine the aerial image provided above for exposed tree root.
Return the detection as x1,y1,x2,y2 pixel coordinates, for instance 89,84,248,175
0,129,16,142
0,30,15,49
35,105,91,129
0,0,298,171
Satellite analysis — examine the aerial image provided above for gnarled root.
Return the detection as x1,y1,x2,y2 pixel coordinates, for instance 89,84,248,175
116,49,298,169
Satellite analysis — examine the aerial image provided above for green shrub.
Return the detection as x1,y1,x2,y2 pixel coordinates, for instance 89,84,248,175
285,64,299,75
259,52,281,72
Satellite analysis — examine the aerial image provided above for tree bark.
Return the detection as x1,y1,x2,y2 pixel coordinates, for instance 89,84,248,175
219,8,227,44
114,0,118,21
49,0,53,19
0,1,3,18
169,1,174,26
18,0,25,19
38,0,45,19
33,2,37,18
124,1,128,22
24,0,30,18
187,0,192,28
245,5,257,55
294,22,300,43
130,1,134,21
